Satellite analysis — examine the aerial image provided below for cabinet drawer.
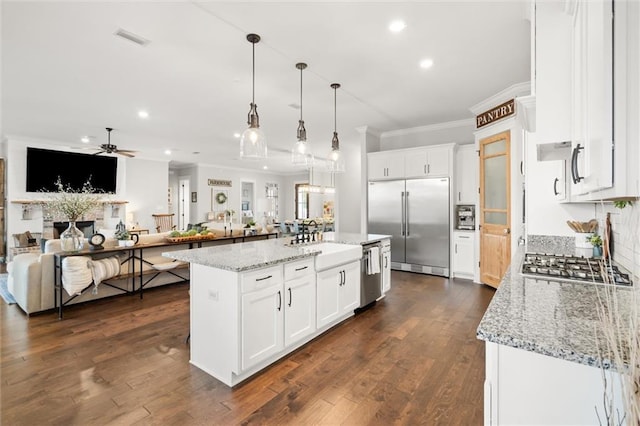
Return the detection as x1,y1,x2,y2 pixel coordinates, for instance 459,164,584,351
241,265,283,293
284,258,315,281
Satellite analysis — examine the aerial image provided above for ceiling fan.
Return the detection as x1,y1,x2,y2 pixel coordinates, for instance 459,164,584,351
94,127,137,158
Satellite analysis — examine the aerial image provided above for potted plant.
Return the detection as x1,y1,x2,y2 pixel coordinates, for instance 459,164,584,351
44,178,103,252
588,234,603,257
115,229,133,247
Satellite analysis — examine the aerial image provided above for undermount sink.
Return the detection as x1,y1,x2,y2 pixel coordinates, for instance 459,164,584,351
302,242,362,271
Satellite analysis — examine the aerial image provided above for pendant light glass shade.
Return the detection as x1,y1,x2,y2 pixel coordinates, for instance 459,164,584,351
240,34,267,160
291,62,313,167
326,83,345,173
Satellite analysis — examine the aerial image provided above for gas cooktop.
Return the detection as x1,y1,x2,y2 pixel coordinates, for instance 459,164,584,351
521,253,633,286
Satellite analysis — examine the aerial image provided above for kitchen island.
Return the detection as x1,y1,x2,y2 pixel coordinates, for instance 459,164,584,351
477,237,635,425
164,234,390,387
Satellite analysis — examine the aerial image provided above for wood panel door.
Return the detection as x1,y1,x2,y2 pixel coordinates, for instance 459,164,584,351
479,131,511,288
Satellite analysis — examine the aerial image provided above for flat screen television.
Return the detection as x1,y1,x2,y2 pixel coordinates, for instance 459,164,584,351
26,147,118,193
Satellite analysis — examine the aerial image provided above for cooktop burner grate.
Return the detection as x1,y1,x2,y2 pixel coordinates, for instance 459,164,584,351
521,253,632,286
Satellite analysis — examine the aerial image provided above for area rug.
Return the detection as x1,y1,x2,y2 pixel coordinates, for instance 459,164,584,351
0,273,16,304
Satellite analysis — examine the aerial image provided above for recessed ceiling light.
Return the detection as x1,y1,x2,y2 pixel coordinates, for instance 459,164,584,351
389,20,406,33
81,136,90,143
165,149,172,155
263,165,268,170
233,133,241,138
138,110,149,119
420,58,434,69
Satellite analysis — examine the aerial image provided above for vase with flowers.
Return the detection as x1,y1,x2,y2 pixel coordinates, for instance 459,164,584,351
45,178,103,252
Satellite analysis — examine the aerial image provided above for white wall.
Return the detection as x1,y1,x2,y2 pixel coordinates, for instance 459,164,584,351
380,119,475,151
335,134,362,233
124,158,170,232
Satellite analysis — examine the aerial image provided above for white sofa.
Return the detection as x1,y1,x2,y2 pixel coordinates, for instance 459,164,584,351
7,232,192,315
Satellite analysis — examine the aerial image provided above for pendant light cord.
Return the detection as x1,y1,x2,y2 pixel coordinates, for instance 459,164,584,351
252,41,255,105
333,86,337,132
300,66,303,121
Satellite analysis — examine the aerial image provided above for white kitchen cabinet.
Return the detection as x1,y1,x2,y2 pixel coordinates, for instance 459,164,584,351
368,144,454,181
405,146,450,178
240,265,284,370
241,282,284,370
316,260,360,329
368,151,404,180
455,144,478,204
569,0,613,195
283,259,316,347
484,342,623,425
452,231,475,279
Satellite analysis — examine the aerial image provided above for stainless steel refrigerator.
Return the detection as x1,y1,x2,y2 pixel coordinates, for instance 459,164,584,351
368,178,450,277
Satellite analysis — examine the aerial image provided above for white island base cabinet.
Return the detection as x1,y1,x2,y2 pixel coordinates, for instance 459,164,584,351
189,259,358,387
484,342,624,425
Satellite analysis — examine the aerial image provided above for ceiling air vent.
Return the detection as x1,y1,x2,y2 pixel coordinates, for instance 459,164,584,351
114,28,150,47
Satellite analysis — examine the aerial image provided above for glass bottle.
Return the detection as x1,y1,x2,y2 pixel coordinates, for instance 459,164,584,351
60,221,85,252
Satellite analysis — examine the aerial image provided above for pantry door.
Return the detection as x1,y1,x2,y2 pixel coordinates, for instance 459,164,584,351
479,131,511,288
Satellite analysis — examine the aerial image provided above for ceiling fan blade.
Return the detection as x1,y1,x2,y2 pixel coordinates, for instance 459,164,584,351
116,149,138,154
93,150,107,156
117,151,135,158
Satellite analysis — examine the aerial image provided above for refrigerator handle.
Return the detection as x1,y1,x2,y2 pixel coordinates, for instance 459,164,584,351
401,191,405,236
405,191,410,236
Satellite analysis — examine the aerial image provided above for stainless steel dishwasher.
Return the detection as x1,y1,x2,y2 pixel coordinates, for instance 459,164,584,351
360,242,382,308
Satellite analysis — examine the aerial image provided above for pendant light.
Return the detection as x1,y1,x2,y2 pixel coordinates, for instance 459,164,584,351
240,33,267,160
326,83,345,173
291,62,312,167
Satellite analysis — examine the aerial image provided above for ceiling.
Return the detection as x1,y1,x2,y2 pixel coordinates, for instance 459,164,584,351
2,1,531,174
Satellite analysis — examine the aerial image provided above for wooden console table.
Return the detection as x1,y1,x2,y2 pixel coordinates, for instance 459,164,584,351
53,232,279,319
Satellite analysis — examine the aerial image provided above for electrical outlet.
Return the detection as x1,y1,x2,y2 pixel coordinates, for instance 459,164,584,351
208,290,219,301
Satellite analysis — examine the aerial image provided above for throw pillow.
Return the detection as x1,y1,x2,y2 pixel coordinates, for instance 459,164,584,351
12,231,38,248
61,256,93,296
88,257,121,286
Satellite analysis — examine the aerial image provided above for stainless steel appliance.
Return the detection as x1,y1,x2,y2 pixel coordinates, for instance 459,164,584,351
456,204,475,230
521,253,632,286
368,178,450,277
360,242,382,308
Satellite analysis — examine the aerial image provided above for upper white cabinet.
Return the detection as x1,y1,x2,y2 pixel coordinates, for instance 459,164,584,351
368,151,405,180
455,144,478,204
535,0,639,200
368,144,453,181
569,0,614,195
535,1,573,144
405,146,450,178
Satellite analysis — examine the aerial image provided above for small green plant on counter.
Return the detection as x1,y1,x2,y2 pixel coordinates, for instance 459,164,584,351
588,234,602,247
115,229,130,240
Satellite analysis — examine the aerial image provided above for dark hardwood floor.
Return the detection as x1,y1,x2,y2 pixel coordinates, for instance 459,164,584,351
1,271,495,425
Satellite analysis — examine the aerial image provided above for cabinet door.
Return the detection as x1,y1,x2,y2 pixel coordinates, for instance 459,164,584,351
316,267,341,328
570,0,613,195
284,274,316,347
404,149,429,178
368,152,404,180
381,251,391,293
453,232,474,278
456,145,478,204
426,146,450,176
241,284,284,370
339,261,360,313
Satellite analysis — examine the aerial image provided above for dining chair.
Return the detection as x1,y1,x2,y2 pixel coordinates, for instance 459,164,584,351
152,213,177,233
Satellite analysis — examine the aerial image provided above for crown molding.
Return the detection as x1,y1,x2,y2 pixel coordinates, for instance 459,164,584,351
355,126,381,137
380,118,475,139
469,81,531,116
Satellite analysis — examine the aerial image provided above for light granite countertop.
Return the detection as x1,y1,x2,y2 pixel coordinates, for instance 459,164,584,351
163,232,388,272
477,236,636,370
321,232,391,245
